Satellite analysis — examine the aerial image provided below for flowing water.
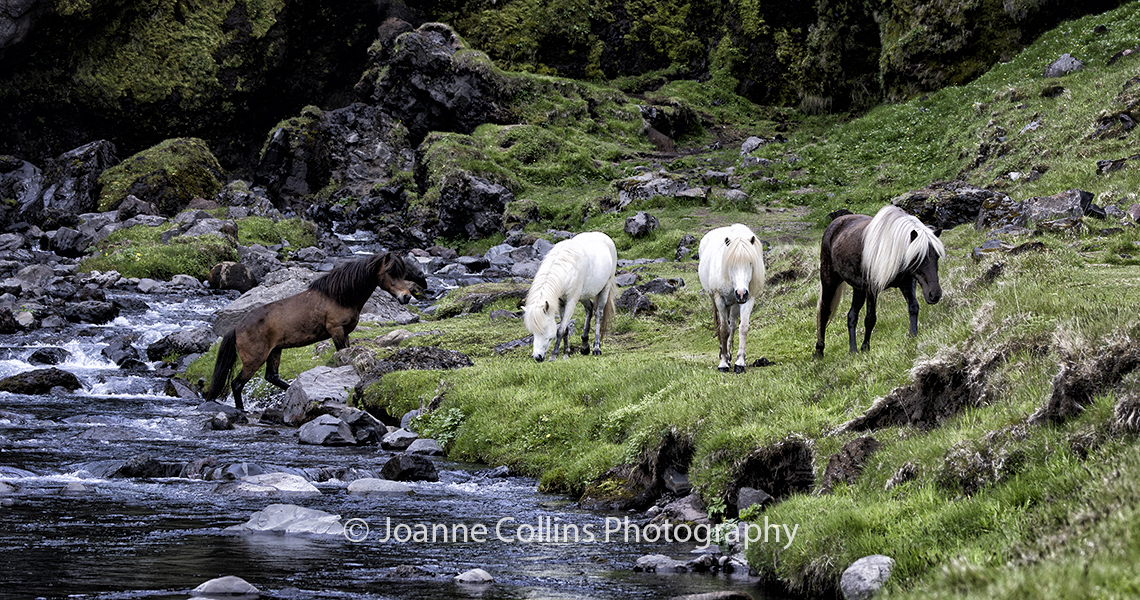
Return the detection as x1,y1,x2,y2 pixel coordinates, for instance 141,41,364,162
0,288,779,600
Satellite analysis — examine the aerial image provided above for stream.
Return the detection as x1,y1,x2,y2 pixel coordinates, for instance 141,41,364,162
0,286,777,600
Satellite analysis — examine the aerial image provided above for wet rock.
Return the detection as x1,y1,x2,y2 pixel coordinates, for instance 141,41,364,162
651,492,710,525
819,437,882,494
0,308,18,334
1043,53,1084,78
662,467,691,495
112,454,185,478
634,554,687,573
347,478,412,495
208,262,257,293
226,503,343,535
840,555,895,600
624,211,660,238
381,428,419,451
61,300,119,326
180,456,219,479
454,568,494,584
191,575,259,597
282,365,361,426
406,438,443,456
298,411,384,446
400,409,422,430
0,481,16,495
101,335,140,367
0,367,81,394
380,454,439,482
216,473,321,496
75,425,138,441
59,482,95,496
208,412,235,431
146,326,215,362
28,346,69,365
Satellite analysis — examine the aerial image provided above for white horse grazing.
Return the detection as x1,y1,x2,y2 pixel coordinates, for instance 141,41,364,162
698,224,765,373
524,231,618,362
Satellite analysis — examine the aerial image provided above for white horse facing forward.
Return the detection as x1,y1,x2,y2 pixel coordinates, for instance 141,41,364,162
698,224,765,373
524,231,618,362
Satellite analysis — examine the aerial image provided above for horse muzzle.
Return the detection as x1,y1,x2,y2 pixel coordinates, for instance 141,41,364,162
735,290,750,304
925,289,942,304
396,292,412,305
534,354,545,363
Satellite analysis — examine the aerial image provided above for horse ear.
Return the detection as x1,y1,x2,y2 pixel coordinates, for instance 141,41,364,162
724,237,731,246
544,300,550,314
910,230,918,242
750,236,756,245
933,227,943,237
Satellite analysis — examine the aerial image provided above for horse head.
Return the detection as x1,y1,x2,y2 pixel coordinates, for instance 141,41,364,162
724,234,760,304
910,231,943,305
524,300,558,362
376,253,424,305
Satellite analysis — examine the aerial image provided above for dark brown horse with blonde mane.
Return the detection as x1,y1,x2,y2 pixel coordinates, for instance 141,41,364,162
815,205,944,357
204,252,426,411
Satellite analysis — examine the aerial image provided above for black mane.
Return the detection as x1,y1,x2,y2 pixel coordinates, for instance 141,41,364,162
308,253,406,307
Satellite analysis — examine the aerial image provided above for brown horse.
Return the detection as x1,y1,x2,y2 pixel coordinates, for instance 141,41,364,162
204,252,426,410
815,205,944,357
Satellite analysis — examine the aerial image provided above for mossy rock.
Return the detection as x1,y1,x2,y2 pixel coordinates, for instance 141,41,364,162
97,138,224,215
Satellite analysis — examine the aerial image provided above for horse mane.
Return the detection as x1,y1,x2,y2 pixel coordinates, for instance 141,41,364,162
524,244,579,332
862,205,945,295
723,231,765,296
309,252,405,307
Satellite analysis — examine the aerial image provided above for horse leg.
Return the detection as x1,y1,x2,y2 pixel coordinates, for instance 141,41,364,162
713,294,732,372
329,325,350,351
815,275,843,358
861,293,878,352
580,299,594,355
847,289,867,354
902,278,921,336
734,299,754,374
264,347,290,391
591,290,607,356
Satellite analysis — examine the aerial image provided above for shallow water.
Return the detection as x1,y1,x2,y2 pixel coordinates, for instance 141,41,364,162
0,289,779,600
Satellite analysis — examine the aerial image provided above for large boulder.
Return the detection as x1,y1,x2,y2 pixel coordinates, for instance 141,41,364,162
282,366,361,426
0,367,82,394
26,140,118,227
96,138,224,216
432,172,512,240
380,453,439,482
358,21,513,143
146,326,215,361
62,300,119,325
225,503,344,536
890,180,1001,231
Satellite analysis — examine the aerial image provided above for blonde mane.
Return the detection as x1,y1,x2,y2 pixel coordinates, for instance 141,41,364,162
862,205,945,295
524,245,579,333
723,233,766,296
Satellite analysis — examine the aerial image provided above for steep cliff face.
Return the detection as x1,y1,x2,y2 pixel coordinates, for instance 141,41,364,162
0,0,411,169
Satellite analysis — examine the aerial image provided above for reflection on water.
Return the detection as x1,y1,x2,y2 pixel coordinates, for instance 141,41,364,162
0,291,780,600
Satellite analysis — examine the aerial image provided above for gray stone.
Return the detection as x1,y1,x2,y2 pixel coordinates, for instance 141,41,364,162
191,575,259,597
1043,53,1084,78
297,414,350,445
347,478,413,495
282,366,360,425
381,428,419,451
663,467,691,495
406,438,443,456
146,326,214,361
840,555,895,600
651,492,710,525
454,568,494,584
380,453,439,482
225,503,343,536
624,211,660,238
216,473,321,497
634,554,687,572
736,486,772,511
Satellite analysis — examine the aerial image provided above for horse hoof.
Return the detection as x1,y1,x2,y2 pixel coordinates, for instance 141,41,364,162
581,347,590,356
592,349,601,356
734,365,745,374
718,366,730,373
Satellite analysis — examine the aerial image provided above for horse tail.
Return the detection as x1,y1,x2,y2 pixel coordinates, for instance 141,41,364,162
204,330,238,402
600,273,616,335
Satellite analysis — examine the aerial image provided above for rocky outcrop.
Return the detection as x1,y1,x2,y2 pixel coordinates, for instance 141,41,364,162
96,138,224,215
